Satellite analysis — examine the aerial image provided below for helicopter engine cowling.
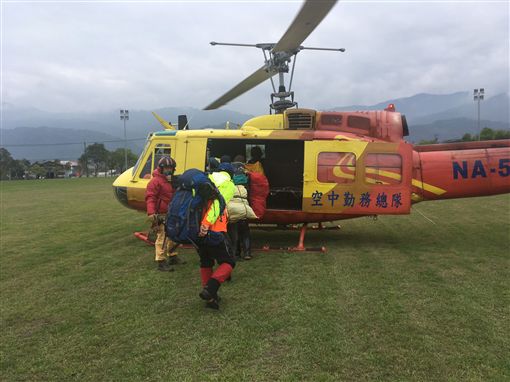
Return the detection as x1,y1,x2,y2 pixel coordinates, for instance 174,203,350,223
241,108,406,143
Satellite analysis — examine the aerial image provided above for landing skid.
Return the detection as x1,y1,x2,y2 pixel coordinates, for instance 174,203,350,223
253,223,338,253
134,231,154,245
133,223,339,253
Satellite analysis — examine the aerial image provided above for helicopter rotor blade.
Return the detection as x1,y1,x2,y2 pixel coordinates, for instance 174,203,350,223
272,0,338,54
204,65,278,110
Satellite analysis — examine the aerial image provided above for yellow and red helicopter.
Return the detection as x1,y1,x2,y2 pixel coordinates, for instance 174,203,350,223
112,0,510,250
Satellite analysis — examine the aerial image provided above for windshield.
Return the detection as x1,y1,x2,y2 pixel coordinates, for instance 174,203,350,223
131,136,152,176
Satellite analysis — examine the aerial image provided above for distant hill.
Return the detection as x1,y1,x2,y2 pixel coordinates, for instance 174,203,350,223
407,118,510,143
2,105,254,138
1,127,143,161
412,93,509,125
330,92,473,122
2,106,254,160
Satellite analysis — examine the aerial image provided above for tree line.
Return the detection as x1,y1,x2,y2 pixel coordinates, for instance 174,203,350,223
0,143,138,180
418,127,510,145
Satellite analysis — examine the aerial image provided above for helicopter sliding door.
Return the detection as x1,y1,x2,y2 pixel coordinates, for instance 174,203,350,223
303,140,413,215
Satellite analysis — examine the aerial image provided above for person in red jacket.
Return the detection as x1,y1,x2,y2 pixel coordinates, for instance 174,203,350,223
145,156,185,271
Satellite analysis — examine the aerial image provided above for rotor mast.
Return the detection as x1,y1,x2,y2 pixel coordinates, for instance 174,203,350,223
204,0,343,114
207,42,345,114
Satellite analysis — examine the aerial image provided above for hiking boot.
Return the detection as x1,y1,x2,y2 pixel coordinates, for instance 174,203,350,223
199,288,219,309
199,288,213,301
168,255,186,265
200,278,221,309
205,298,220,310
199,278,220,299
157,260,174,272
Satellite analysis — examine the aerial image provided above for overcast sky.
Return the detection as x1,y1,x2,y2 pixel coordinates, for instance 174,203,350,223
2,0,509,116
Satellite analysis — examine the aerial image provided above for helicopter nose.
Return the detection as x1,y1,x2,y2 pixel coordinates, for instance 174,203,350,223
113,186,129,208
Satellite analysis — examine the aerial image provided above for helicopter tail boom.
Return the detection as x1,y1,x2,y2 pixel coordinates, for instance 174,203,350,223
412,140,510,201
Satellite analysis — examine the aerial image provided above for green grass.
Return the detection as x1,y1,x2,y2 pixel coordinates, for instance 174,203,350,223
1,177,509,381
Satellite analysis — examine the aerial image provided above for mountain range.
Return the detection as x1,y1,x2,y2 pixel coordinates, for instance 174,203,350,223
1,92,508,160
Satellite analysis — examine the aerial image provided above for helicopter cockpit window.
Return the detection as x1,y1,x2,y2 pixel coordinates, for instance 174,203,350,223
139,153,153,179
317,152,356,184
154,144,172,168
364,153,402,185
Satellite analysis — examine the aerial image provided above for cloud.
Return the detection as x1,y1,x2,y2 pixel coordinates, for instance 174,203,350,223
2,1,509,115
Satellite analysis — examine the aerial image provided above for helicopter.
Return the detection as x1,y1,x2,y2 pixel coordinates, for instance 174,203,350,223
112,0,510,250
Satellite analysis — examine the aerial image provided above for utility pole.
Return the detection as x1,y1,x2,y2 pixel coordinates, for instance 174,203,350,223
473,88,485,141
83,141,88,177
120,109,129,170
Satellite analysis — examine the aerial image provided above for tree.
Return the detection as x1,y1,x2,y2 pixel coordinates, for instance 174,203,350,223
0,148,13,180
461,133,473,142
110,148,138,174
10,159,28,179
479,127,495,141
78,154,89,177
494,129,510,140
29,163,46,179
80,143,108,176
418,135,439,145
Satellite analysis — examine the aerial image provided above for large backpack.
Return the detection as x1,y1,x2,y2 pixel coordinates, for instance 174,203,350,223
248,172,269,219
166,169,225,246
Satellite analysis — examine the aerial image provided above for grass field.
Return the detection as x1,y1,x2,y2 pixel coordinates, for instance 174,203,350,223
1,177,509,381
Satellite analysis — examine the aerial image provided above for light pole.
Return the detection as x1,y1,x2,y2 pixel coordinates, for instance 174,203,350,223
120,109,129,170
473,89,484,141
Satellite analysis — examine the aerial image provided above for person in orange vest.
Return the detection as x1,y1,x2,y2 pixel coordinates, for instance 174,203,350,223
197,163,236,309
145,156,185,271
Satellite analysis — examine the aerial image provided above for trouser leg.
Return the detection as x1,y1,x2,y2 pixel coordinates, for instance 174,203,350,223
154,223,167,262
210,239,236,282
200,267,213,287
197,245,214,286
211,263,233,283
238,220,251,257
166,239,178,258
227,222,240,258
203,238,236,297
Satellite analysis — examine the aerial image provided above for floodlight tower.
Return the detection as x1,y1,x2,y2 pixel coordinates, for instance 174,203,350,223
120,109,129,170
473,89,484,141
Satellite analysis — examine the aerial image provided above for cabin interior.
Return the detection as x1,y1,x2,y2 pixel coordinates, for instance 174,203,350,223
207,139,304,210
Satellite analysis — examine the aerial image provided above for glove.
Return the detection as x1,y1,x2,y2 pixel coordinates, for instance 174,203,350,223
199,224,209,237
147,214,158,224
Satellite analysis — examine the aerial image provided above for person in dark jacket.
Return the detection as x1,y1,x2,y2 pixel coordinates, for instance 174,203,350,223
227,158,253,260
245,146,265,175
145,156,185,271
